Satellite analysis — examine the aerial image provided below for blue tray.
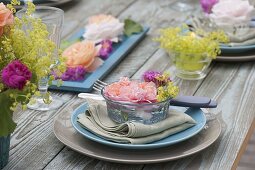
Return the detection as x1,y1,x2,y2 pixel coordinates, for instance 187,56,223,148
71,103,206,149
49,27,149,92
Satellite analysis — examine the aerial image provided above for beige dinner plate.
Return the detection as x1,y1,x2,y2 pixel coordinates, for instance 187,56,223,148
53,106,222,164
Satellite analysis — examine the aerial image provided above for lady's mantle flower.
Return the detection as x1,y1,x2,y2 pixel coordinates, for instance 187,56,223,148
200,0,218,14
99,40,113,59
83,14,124,43
2,60,32,90
0,2,14,36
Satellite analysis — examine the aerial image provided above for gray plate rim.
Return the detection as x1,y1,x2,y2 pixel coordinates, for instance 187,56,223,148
53,109,222,164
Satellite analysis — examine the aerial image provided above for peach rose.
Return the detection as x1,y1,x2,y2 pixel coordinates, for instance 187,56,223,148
63,41,98,70
0,2,14,36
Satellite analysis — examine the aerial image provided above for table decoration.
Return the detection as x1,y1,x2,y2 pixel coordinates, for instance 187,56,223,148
155,25,228,80
76,99,197,145
49,16,149,92
194,0,255,49
54,101,221,162
16,5,66,111
0,1,65,168
59,15,144,81
101,75,179,124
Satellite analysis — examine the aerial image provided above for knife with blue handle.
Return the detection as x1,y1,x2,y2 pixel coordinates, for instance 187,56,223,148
170,96,217,108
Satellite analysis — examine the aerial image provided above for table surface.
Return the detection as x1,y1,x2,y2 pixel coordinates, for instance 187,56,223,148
4,0,255,169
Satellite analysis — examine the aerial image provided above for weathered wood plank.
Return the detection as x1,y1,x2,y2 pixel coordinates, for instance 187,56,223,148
44,146,144,170
44,0,209,169
103,0,192,83
3,1,136,169
61,0,137,40
143,63,255,169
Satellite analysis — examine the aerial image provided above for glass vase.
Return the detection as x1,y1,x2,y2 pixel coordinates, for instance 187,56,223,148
0,135,10,169
171,52,212,80
16,6,64,111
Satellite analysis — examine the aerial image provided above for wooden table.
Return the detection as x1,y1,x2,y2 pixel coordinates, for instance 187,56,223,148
4,0,255,169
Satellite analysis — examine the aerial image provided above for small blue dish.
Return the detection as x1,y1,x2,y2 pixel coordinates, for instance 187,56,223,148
71,103,206,149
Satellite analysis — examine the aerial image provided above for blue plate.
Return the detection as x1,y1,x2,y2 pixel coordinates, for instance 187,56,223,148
71,103,207,149
49,27,149,92
220,44,255,54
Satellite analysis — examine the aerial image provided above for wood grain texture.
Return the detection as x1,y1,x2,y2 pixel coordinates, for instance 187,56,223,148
3,1,136,169
143,63,255,169
234,119,255,170
4,0,255,169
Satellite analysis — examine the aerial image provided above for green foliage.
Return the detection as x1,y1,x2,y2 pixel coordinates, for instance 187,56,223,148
0,90,16,136
124,19,143,36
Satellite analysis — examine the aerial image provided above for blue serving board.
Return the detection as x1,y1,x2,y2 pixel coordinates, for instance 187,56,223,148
71,103,206,149
49,27,149,92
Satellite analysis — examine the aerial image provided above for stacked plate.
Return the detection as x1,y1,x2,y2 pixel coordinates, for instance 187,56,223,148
189,16,255,62
53,94,222,163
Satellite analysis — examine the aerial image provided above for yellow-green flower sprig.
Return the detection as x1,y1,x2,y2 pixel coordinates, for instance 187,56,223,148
157,81,179,102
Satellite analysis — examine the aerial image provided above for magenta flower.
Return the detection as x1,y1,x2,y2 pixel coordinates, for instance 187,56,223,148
1,60,32,90
54,66,86,81
143,70,171,87
200,0,218,14
143,71,161,83
99,40,113,60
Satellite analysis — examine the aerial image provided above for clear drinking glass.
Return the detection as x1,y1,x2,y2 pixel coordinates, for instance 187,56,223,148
16,6,64,111
170,52,212,80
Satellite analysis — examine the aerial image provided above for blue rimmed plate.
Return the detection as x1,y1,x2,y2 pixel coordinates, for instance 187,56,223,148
217,21,255,54
220,44,255,54
71,103,206,149
49,27,149,92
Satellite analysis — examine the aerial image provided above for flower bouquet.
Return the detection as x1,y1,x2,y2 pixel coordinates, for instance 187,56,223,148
154,25,228,80
58,14,144,81
0,1,65,167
